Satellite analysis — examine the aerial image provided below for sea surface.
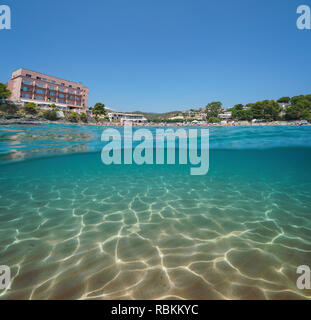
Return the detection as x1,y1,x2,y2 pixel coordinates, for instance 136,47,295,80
0,124,311,300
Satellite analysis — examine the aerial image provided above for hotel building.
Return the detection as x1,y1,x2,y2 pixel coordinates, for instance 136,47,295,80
7,68,89,111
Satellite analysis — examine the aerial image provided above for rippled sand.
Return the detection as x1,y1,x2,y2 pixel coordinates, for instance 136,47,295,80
0,149,311,300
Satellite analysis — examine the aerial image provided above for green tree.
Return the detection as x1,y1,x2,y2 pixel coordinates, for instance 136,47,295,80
305,94,311,102
24,102,37,115
294,96,311,110
231,104,253,121
205,101,222,118
250,102,265,119
291,95,306,106
233,104,244,111
92,102,106,115
277,97,291,104
302,109,311,122
245,103,255,110
285,105,302,120
298,99,311,111
232,109,253,121
0,83,11,100
249,100,281,121
263,100,281,121
285,95,311,120
208,117,221,123
243,109,253,121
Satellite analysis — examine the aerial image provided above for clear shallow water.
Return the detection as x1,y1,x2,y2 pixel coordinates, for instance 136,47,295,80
0,124,311,300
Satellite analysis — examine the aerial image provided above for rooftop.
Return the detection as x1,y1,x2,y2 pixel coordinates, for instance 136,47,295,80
12,68,87,87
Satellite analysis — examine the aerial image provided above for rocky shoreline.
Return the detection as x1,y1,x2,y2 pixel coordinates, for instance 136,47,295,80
0,115,98,126
0,115,50,125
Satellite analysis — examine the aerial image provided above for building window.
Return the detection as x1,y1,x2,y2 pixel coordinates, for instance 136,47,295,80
21,93,30,98
59,88,64,92
49,98,55,102
69,85,72,88
36,77,41,80
49,86,55,90
59,94,64,98
23,80,32,85
61,82,65,86
35,96,42,100
49,92,54,96
36,89,44,94
69,90,73,94
52,80,56,84
69,95,73,99
26,74,32,78
59,99,64,103
37,83,44,88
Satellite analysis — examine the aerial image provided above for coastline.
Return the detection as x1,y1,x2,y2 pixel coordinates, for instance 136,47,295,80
0,115,97,126
0,115,310,127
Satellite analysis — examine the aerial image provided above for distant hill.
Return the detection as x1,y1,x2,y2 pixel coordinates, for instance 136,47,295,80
128,110,183,120
105,107,206,120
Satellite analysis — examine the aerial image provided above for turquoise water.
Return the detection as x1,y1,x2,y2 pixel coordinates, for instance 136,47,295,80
0,124,311,299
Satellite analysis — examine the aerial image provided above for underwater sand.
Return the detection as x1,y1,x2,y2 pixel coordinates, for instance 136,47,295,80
0,125,310,300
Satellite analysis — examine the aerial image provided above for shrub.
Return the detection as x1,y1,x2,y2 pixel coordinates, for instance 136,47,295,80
42,110,58,121
98,116,109,122
80,112,87,123
0,103,18,114
67,112,78,122
24,103,37,115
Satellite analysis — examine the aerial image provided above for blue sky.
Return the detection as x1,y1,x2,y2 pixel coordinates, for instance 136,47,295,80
0,0,310,112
